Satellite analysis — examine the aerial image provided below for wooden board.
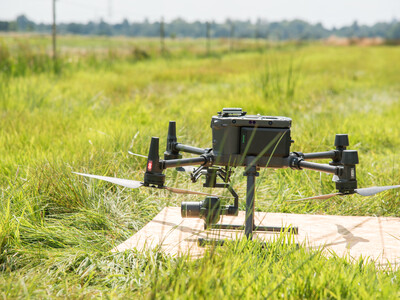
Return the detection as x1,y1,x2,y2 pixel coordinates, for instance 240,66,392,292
113,207,400,266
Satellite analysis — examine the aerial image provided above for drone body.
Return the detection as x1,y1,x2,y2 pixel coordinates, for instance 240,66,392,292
75,108,400,242
210,108,292,167
146,108,358,195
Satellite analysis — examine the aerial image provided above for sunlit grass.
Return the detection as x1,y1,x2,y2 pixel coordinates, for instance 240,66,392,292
1,36,400,297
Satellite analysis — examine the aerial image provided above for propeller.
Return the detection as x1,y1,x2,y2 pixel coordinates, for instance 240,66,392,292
354,185,400,196
128,151,147,158
288,185,400,202
73,172,221,197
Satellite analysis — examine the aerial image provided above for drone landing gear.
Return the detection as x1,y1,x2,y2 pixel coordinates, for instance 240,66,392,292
195,158,299,246
205,224,297,234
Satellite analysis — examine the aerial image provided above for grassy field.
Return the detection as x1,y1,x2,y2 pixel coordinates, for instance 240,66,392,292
1,34,400,298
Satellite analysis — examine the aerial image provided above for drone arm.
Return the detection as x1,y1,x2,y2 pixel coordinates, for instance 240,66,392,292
175,143,208,155
300,151,338,160
298,134,357,163
162,155,212,169
288,155,341,175
288,147,359,193
298,160,340,175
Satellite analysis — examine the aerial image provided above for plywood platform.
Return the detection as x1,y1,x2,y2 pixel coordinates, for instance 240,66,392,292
114,207,400,266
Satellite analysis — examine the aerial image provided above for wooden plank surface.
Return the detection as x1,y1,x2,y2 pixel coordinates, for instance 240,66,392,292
113,207,400,266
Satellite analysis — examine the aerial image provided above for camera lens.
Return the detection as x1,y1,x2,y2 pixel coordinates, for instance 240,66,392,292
181,201,202,218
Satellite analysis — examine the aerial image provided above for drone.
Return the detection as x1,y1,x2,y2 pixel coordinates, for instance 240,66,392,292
74,108,400,243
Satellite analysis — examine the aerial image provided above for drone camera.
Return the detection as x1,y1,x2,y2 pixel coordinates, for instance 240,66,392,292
181,196,222,225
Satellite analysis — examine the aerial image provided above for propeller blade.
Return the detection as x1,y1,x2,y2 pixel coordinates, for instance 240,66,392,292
162,186,220,197
176,166,197,173
355,185,400,196
74,172,227,197
287,185,400,202
73,172,143,189
287,192,342,202
128,151,147,158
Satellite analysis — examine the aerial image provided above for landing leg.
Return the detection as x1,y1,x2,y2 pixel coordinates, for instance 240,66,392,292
244,157,258,239
198,156,298,246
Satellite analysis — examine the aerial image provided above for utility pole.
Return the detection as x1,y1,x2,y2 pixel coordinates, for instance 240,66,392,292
52,0,57,70
255,18,262,51
255,22,260,50
229,22,235,52
160,17,165,55
255,23,260,46
206,21,211,55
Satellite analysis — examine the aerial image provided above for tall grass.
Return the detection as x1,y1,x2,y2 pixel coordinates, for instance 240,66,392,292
0,34,302,77
1,36,400,297
0,41,56,76
258,57,301,102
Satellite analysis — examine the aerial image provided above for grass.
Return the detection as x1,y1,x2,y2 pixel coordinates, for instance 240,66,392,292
1,34,400,298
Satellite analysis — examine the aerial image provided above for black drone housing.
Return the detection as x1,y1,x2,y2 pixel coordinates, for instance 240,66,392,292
211,108,293,167
74,107,400,242
159,108,359,195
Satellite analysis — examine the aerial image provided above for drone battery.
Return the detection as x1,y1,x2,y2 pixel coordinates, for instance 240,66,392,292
240,127,291,157
211,110,292,164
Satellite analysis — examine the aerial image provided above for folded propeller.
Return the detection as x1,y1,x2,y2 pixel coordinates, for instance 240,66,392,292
288,185,400,202
73,172,220,197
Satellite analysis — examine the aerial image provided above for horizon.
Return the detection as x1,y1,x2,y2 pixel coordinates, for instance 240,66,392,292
1,0,399,29
4,13,400,28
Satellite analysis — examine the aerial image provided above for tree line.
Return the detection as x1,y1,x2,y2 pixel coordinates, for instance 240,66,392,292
1,15,400,40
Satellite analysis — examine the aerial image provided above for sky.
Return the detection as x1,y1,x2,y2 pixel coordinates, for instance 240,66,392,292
1,0,399,28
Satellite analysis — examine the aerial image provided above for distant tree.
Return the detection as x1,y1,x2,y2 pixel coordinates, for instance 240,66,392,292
349,21,359,37
97,19,112,36
16,15,35,31
2,15,399,40
67,23,85,34
0,21,9,31
388,23,400,39
8,21,17,31
121,19,130,35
